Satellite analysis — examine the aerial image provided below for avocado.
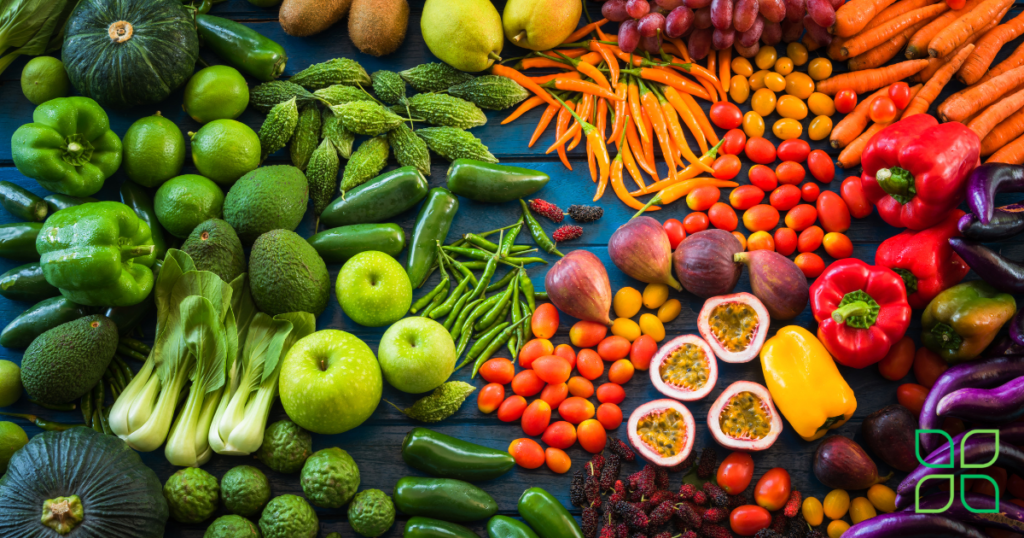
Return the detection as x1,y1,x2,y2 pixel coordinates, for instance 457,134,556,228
224,165,309,244
181,219,246,283
19,315,117,404
249,230,329,316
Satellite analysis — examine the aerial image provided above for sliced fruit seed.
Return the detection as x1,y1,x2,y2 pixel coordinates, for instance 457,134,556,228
659,343,709,390
636,408,688,458
709,302,759,352
719,391,772,440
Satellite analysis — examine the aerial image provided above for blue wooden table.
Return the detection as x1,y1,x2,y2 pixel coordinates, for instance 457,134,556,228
1,1,1022,536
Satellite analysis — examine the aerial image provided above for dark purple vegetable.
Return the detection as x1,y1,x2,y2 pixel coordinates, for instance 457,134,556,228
981,333,1024,357
937,376,1024,423
949,238,1024,293
813,435,891,490
1010,310,1024,347
844,513,988,538
966,163,1024,224
958,203,1024,240
909,493,1024,534
862,405,919,472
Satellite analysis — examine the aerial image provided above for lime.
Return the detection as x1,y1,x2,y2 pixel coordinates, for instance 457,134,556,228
184,66,249,124
155,175,225,239
0,360,21,407
191,120,261,186
123,112,186,188
0,421,28,474
21,56,70,105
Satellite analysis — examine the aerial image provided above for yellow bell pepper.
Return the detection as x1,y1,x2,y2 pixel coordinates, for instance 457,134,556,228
759,326,857,441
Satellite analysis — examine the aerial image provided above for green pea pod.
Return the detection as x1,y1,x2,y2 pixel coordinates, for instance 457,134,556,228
408,188,459,288
518,488,585,538
429,276,471,319
0,222,41,261
120,181,167,260
0,262,59,302
307,223,406,264
519,199,563,257
0,296,92,349
321,167,429,227
195,14,287,81
412,276,451,314
0,181,47,222
395,476,498,522
447,159,549,203
44,194,97,213
404,517,479,538
402,427,515,482
488,516,540,538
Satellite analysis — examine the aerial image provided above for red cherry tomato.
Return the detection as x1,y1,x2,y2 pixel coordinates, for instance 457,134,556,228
709,202,739,231
794,252,825,278
834,89,858,114
687,185,721,210
897,383,930,415
816,191,851,233
730,505,772,536
774,227,797,256
913,347,948,388
801,182,820,202
531,303,559,339
775,161,806,185
717,452,755,495
807,150,835,183
663,218,685,249
877,337,915,382
730,185,766,210
748,164,778,191
777,139,810,162
629,334,658,370
721,128,747,155
710,102,743,129
754,468,792,511
840,176,873,218
683,212,709,233
713,154,742,180
870,96,898,123
889,82,911,109
769,184,802,211
797,225,824,252
745,137,777,164
784,204,818,231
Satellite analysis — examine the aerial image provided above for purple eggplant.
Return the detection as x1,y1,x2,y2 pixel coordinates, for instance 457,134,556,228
958,203,1024,240
937,376,1024,423
1011,309,1024,347
981,333,1024,357
949,238,1024,293
966,163,1024,224
844,513,988,538
909,493,1024,534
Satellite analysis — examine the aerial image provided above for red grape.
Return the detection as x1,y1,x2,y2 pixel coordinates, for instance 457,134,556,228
712,27,735,48
734,0,759,32
688,27,712,59
781,18,803,41
784,0,804,21
665,7,695,37
638,12,667,37
803,16,832,45
640,33,663,52
626,0,652,18
735,40,760,57
655,0,684,9
683,0,712,8
806,0,836,28
602,0,631,22
761,19,781,44
758,0,787,23
694,6,712,28
619,19,641,52
829,0,843,9
710,0,733,29
738,15,763,46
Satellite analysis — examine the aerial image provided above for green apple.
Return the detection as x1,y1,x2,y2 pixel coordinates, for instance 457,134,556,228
279,330,382,434
378,317,456,394
336,251,412,327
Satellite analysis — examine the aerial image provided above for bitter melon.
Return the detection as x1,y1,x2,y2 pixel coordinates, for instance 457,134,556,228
418,127,498,164
388,123,431,176
399,62,474,93
448,75,531,110
321,109,355,160
250,81,318,114
290,58,371,90
371,70,406,105
313,85,376,106
341,135,390,194
307,138,340,216
259,97,300,161
387,381,475,422
289,106,321,171
331,101,405,136
405,93,487,129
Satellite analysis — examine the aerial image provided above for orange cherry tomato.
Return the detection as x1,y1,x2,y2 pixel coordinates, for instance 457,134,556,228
540,382,569,408
801,182,820,202
877,337,915,381
841,176,873,218
683,212,709,233
777,139,811,163
608,359,635,384
748,164,778,191
480,358,515,385
742,204,781,232
531,303,559,339
597,335,631,360
558,396,596,424
722,128,748,155
769,184,802,211
730,505,772,536
567,376,595,398
834,89,857,114
870,96,898,123
688,185,723,210
511,369,545,396
509,438,545,469
816,191,851,232
554,344,576,369
732,231,747,250
664,218,686,249
519,338,554,369
570,320,607,348
709,202,739,231
541,421,577,449
630,334,658,370
730,185,766,210
794,252,825,278
784,204,818,231
747,230,775,251
913,347,949,388
897,383,929,415
533,355,572,385
596,403,623,430
807,149,835,183
711,101,743,129
497,395,528,422
755,468,793,511
774,227,797,256
521,399,551,436
577,419,608,453
775,161,806,185
822,232,853,258
798,225,824,252
889,82,911,109
717,452,755,494
713,155,742,180
576,348,604,380
545,447,572,474
478,383,505,414
745,137,777,164
596,382,627,404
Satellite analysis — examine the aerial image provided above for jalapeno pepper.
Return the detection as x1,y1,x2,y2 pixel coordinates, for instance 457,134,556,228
0,296,92,349
488,516,540,538
44,194,96,213
307,223,406,264
518,488,584,538
402,427,515,482
394,476,498,522
321,167,429,227
120,181,167,260
408,188,459,288
447,159,550,203
0,222,41,261
404,517,479,538
0,262,59,302
195,14,287,82
0,181,47,222
0,412,85,431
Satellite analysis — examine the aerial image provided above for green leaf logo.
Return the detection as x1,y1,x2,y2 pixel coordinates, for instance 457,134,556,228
916,429,954,468
915,475,954,513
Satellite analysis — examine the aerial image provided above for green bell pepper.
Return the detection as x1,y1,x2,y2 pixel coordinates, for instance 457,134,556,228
37,201,156,307
921,281,1016,363
11,97,122,198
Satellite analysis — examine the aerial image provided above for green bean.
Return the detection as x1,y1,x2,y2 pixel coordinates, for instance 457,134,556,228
462,321,510,369
92,409,103,433
443,293,471,331
472,319,527,378
116,344,148,362
428,275,470,319
450,297,483,342
0,412,85,431
81,389,94,427
411,275,450,313
500,218,524,258
30,400,75,411
519,199,563,257
485,269,518,293
467,254,498,302
476,282,515,331
120,336,151,356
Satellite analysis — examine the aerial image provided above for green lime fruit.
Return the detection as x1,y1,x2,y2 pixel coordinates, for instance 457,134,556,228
155,174,225,239
163,467,220,524
190,119,261,186
21,56,70,105
184,66,250,124
256,419,312,474
348,489,395,537
204,514,261,538
336,251,412,328
0,421,28,474
259,494,318,538
0,360,22,407
221,465,271,518
378,317,456,394
299,447,360,509
122,112,186,188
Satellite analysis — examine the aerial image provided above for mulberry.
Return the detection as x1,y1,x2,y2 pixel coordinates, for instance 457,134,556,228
567,204,604,223
585,475,601,505
629,534,648,538
784,491,802,518
615,523,630,538
702,482,729,508
679,484,697,501
601,453,622,491
528,198,564,222
610,437,637,462
691,491,707,506
649,490,674,506
588,454,606,478
771,511,787,534
652,533,673,538
571,469,587,507
617,502,650,530
728,493,749,510
670,451,697,473
787,514,809,538
630,465,656,497
583,507,600,538
655,467,670,491
755,530,785,538
675,502,703,529
806,531,826,538
681,532,698,538
553,224,583,242
696,448,718,479
599,527,617,538
649,501,675,527
699,524,731,538
702,507,728,523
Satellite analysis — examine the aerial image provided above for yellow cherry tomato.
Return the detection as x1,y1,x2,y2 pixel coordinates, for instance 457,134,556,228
808,57,833,80
809,115,833,140
731,56,754,77
613,287,643,318
850,497,877,524
786,42,809,65
749,70,770,91
729,74,750,103
773,118,803,140
827,520,850,538
802,496,824,526
774,56,794,75
755,45,778,70
743,111,766,138
785,72,815,99
657,298,681,323
867,485,897,513
638,313,665,342
751,88,777,116
611,317,642,341
808,92,836,116
824,489,851,519
776,95,808,120
764,72,787,92
642,283,669,309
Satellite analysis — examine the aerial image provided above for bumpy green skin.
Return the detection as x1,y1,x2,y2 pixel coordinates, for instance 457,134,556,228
249,229,330,316
290,58,371,90
300,447,361,509
322,109,355,159
224,165,309,245
348,489,395,537
289,106,321,171
308,138,341,216
258,495,318,538
163,468,220,524
257,420,313,473
342,136,390,193
181,219,246,283
388,124,431,176
314,85,376,106
396,382,476,422
250,81,318,114
371,70,406,105
20,315,117,404
418,127,498,163
333,101,405,136
203,515,261,538
400,63,475,93
448,75,530,110
259,97,299,160
406,93,487,129
220,465,271,518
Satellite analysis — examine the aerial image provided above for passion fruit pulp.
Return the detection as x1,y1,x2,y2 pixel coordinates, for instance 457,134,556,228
698,293,769,364
707,381,783,451
649,335,718,401
627,399,695,467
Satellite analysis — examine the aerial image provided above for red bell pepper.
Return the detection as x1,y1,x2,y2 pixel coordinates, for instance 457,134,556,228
861,114,980,230
810,259,912,368
874,209,970,309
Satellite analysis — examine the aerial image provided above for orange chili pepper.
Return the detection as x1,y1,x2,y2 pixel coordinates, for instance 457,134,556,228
662,84,708,153
554,99,574,170
634,178,739,212
621,128,648,190
544,77,620,101
707,50,717,88
608,83,628,144
502,95,545,125
661,94,711,172
639,80,678,180
611,118,660,211
631,139,725,195
547,51,611,91
625,113,658,177
627,67,712,101
588,135,597,183
569,93,592,151
718,47,731,102
627,79,651,147
595,25,612,42
491,64,560,107
562,18,609,45
666,37,692,62
529,103,560,148
678,91,720,144
518,57,573,70
640,107,656,171
662,55,722,89
578,51,603,65
596,98,608,141
590,40,619,86
529,72,582,84
554,48,588,58
550,93,611,197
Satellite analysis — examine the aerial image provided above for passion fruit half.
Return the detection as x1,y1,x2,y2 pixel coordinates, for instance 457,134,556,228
697,292,770,363
707,381,783,451
649,335,718,401
627,399,696,467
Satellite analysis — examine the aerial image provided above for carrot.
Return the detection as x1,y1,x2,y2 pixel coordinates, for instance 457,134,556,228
518,57,572,70
830,86,890,148
848,19,930,71
833,0,899,37
958,11,1024,84
561,18,609,45
491,64,560,107
827,37,848,61
841,4,948,59
929,0,1013,57
906,0,987,58
529,103,559,148
909,40,974,83
939,65,1024,122
903,44,975,118
968,86,1024,140
502,96,545,125
987,131,1024,163
663,85,709,153
874,0,944,25
719,47,731,102
815,59,929,95
981,106,1024,155
979,39,1024,86
838,123,888,168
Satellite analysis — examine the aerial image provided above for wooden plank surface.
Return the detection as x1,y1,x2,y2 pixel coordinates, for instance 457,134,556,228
1,1,1022,536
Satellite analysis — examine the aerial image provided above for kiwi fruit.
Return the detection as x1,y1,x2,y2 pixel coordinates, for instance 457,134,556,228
280,0,352,36
348,0,409,57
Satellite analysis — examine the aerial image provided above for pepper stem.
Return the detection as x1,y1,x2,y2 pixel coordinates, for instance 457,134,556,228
121,245,155,260
831,301,871,323
831,289,881,329
875,166,916,205
892,268,918,295
930,322,964,353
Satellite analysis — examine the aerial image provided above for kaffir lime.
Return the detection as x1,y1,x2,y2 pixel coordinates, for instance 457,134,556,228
184,66,249,124
190,120,261,186
21,56,70,105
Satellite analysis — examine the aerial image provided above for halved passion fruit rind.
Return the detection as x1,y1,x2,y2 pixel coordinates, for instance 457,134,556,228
649,334,718,401
707,381,783,451
627,399,696,467
697,292,770,364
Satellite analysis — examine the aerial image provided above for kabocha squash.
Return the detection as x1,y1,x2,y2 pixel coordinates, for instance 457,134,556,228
62,0,199,108
0,428,168,538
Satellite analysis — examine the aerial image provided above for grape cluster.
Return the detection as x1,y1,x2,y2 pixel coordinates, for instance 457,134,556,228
601,0,843,59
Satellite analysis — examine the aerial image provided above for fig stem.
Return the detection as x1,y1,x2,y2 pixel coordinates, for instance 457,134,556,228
875,166,916,205
831,301,872,324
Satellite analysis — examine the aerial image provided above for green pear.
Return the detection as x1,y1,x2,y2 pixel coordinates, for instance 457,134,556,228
421,0,503,72
503,0,582,51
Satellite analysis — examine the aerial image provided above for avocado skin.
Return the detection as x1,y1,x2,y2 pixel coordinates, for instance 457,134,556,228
181,219,246,283
20,315,117,404
224,165,309,245
249,229,330,316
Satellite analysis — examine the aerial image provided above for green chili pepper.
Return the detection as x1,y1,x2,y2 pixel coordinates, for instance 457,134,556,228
465,232,532,255
402,427,515,481
114,356,134,383
488,516,541,538
535,292,548,301
447,258,478,287
423,279,451,318
456,323,474,360
443,245,495,261
519,199,563,257
195,14,287,82
450,297,484,342
412,275,450,313
504,256,548,265
473,319,526,377
458,261,488,270
0,412,85,431
119,337,151,356
447,159,550,203
485,269,518,293
463,322,510,370
120,181,168,260
80,390,93,428
394,477,498,522
509,278,522,357
30,400,75,411
428,275,471,319
463,233,501,252
443,293,471,332
109,382,120,400
115,344,148,362
518,487,585,538
99,407,112,435
466,255,498,303
521,299,534,342
91,408,103,433
0,181,47,222
44,194,96,213
408,188,459,288
519,271,537,311
404,517,479,538
93,377,105,414
477,283,516,331
500,218,524,258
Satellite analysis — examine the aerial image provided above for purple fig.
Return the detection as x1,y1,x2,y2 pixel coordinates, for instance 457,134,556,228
545,250,613,325
734,250,808,320
814,435,892,490
609,216,682,291
673,229,742,298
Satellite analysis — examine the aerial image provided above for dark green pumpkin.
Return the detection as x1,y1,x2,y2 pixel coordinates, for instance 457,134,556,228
62,0,199,107
0,428,168,537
